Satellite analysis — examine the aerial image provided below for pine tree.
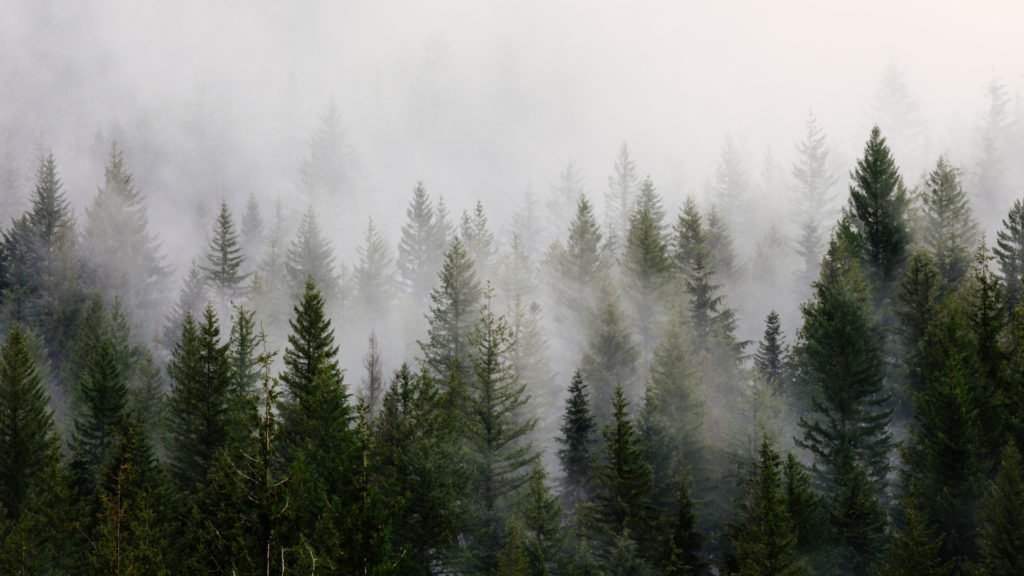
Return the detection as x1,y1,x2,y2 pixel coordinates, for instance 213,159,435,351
623,176,672,352
354,217,395,325
896,252,941,408
967,247,1008,460
606,142,640,249
995,199,1024,308
548,194,605,337
844,125,911,294
202,200,247,300
461,293,538,574
792,112,839,292
873,499,951,576
731,438,803,576
70,338,128,483
919,157,979,286
518,465,565,575
249,199,290,338
978,442,1024,575
872,61,927,176
419,237,482,394
754,311,789,388
705,205,737,281
81,141,167,337
397,182,445,305
975,79,1013,215
581,285,639,427
166,306,232,492
782,454,823,552
162,260,209,353
558,369,597,512
655,476,705,576
507,295,556,448
461,201,496,280
0,324,59,519
241,192,265,263
591,386,654,556
361,331,384,421
285,205,341,305
300,98,355,204
712,135,750,234
510,188,545,264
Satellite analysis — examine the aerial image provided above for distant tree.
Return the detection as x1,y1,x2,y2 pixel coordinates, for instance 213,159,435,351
623,176,672,352
548,194,605,336
300,98,355,204
995,199,1024,308
547,159,585,242
0,143,22,223
654,475,705,576
419,237,482,396
397,182,446,305
241,192,265,263
285,205,341,305
249,199,290,336
202,200,248,301
754,311,789,388
581,285,639,427
354,217,395,324
705,204,737,281
872,61,927,175
606,143,640,250
460,201,496,280
510,188,545,263
558,369,597,513
919,157,978,286
844,125,911,296
712,135,750,233
792,112,839,291
162,261,208,353
731,438,803,576
975,79,1013,214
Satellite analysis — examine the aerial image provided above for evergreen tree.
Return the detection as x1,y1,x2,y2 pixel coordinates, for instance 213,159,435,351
782,454,823,553
994,199,1024,308
241,192,264,263
510,188,545,264
975,79,1014,216
967,247,1008,460
754,310,789,388
518,465,566,575
300,98,355,204
201,200,247,300
547,159,585,242
397,182,445,305
507,295,556,448
919,157,979,286
163,261,208,353
581,285,639,427
548,194,605,338
419,237,482,394
896,252,941,408
844,125,911,294
70,338,128,483
873,499,951,576
705,205,737,281
792,112,839,292
712,135,750,233
623,176,672,352
285,205,341,305
460,293,538,574
655,476,705,576
461,201,496,280
673,197,704,280
0,324,58,519
166,306,232,492
354,217,395,324
249,199,290,338
731,438,803,576
591,386,654,558
81,142,167,338
978,442,1024,575
606,142,640,249
872,61,927,176
558,369,597,513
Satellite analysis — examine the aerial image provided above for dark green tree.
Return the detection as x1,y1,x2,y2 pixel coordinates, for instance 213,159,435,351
354,217,395,325
792,112,839,292
782,454,823,553
581,285,639,427
977,442,1024,575
70,338,128,484
919,157,979,286
995,199,1024,309
397,182,445,305
285,205,341,305
201,200,247,300
873,499,951,576
518,465,566,575
654,476,705,576
623,176,672,352
558,369,597,514
754,310,789,388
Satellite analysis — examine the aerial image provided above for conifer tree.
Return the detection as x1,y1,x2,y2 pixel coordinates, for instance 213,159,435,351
497,232,536,305
70,338,128,482
731,438,802,576
919,157,979,286
558,369,597,512
249,199,290,337
397,182,445,304
967,247,1008,460
705,205,737,281
461,293,538,574
547,159,585,242
166,306,232,492
591,386,654,557
354,217,395,324
241,192,264,263
896,252,941,405
844,125,910,294
873,499,951,576
623,176,672,352
606,143,640,249
518,465,565,575
655,476,705,576
975,79,1014,215
581,285,639,427
782,454,822,553
81,142,167,337
507,295,555,445
995,199,1024,308
792,112,838,291
461,201,496,280
754,310,789,388
300,98,355,204
549,194,605,336
978,442,1024,575
163,260,209,353
420,237,482,393
712,135,750,233
510,189,545,264
202,200,247,300
0,324,58,519
285,205,341,305
672,197,704,280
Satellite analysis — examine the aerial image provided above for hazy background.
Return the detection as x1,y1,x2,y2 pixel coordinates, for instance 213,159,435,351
2,0,1023,354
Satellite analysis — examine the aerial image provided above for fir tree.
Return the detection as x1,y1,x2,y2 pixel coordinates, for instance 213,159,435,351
166,306,232,492
461,201,496,280
300,98,355,204
548,194,605,337
201,200,247,300
354,217,395,324
397,182,444,304
419,237,482,395
518,465,565,575
558,369,597,513
844,125,911,294
70,338,128,483
712,135,750,233
623,176,672,352
975,79,1013,215
782,454,823,552
978,442,1024,575
241,192,264,263
163,260,209,353
731,438,803,576
581,285,639,427
919,157,979,286
547,158,585,242
606,142,640,249
0,324,58,519
873,499,951,576
896,252,941,407
655,476,705,576
705,204,737,281
285,205,341,305
995,199,1024,308
754,310,789,388
792,112,839,291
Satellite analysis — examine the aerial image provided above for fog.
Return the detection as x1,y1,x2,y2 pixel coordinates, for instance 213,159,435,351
2,0,1024,386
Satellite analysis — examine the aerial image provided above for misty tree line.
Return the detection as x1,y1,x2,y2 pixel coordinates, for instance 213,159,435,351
2,87,1024,576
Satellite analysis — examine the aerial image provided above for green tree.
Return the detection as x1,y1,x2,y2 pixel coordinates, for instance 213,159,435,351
461,201,496,280
782,454,823,553
70,338,128,485
919,157,979,286
300,98,355,204
792,112,839,292
623,176,672,352
754,310,789,388
518,465,566,575
547,194,605,341
285,205,341,305
844,125,910,294
354,217,395,325
731,438,803,576
873,499,951,576
581,285,639,427
994,199,1024,308
397,182,445,305
654,476,705,576
558,369,597,513
606,142,640,249
978,442,1024,575
241,192,264,263
201,200,247,300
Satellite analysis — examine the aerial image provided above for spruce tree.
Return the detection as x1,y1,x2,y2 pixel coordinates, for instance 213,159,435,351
705,205,737,281
518,465,566,575
548,194,604,337
163,260,208,352
919,157,979,286
581,285,639,427
873,499,951,576
978,442,1024,575
896,252,941,407
285,205,341,305
202,200,247,300
241,192,264,263
0,324,58,519
655,476,705,576
419,237,482,395
300,98,355,204
792,112,838,291
782,454,823,553
166,306,232,492
623,176,672,352
397,182,444,305
754,310,789,388
558,369,597,513
354,217,395,324
995,198,1024,308
70,338,128,482
547,158,585,241
606,142,640,249
844,125,910,293
712,135,750,234
461,294,538,574
731,438,803,576
461,201,496,280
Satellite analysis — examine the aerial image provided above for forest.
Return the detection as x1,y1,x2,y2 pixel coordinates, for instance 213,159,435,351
4,1,1024,576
